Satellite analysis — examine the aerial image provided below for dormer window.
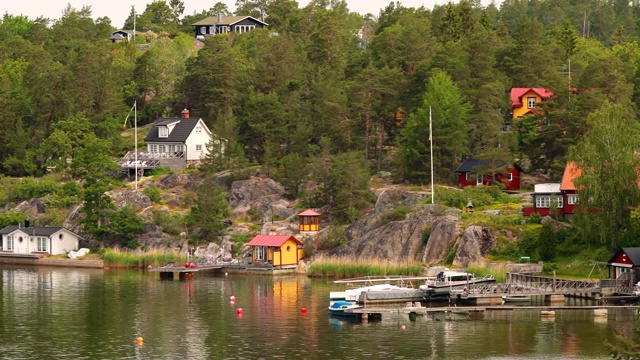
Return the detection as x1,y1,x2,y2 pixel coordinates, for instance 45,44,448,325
159,126,169,138
196,126,202,134
527,97,536,108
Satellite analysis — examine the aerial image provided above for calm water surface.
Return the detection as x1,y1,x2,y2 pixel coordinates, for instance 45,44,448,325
0,265,635,359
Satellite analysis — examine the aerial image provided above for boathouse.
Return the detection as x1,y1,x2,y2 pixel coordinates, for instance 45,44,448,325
246,235,304,267
606,247,640,286
298,209,320,233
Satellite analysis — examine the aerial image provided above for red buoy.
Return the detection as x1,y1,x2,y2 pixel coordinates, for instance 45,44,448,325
184,262,190,268
236,308,244,315
301,308,307,314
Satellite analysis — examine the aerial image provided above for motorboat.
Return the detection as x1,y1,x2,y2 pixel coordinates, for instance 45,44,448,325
419,270,496,293
501,295,531,303
328,301,363,317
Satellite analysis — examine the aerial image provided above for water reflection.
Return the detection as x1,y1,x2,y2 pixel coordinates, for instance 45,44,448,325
0,265,637,360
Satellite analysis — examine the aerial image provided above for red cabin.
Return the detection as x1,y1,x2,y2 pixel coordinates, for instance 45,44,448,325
454,159,522,191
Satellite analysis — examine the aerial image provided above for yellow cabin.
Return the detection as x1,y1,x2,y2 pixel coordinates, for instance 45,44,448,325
246,235,304,267
298,209,320,233
510,88,554,119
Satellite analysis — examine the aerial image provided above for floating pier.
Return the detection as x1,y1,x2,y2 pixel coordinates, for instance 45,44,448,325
148,264,222,280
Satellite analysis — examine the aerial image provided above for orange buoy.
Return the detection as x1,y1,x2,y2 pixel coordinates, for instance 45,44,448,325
401,325,406,330
136,337,144,345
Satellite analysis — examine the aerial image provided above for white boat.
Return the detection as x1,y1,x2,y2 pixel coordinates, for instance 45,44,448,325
328,301,363,317
419,270,496,293
502,295,531,302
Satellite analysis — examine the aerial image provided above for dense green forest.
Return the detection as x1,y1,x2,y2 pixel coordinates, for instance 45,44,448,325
3,0,640,250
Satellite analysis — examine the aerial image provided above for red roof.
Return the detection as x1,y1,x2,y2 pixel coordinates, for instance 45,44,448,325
298,209,320,216
560,161,581,191
510,88,554,108
246,235,302,247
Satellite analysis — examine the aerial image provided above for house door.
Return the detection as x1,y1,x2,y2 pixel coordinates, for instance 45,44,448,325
14,236,29,254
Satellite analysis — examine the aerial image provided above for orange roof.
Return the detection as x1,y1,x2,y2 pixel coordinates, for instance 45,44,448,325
298,209,320,216
246,235,302,247
510,88,554,108
560,161,582,191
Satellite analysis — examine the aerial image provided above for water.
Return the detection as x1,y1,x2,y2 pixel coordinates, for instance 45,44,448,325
0,265,635,359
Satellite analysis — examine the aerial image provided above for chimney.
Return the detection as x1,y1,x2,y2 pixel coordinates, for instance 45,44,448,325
181,108,190,118
25,219,30,228
218,13,223,24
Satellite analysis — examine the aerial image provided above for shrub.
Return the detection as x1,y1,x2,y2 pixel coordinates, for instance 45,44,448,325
143,185,162,203
377,205,412,226
321,226,347,250
518,226,540,259
147,166,173,176
422,226,431,244
444,246,457,265
151,209,186,236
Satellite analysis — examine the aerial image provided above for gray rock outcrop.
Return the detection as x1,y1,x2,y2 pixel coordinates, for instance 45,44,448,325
452,225,496,267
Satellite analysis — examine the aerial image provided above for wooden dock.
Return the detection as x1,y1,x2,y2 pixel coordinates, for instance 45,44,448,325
148,264,222,279
343,304,640,321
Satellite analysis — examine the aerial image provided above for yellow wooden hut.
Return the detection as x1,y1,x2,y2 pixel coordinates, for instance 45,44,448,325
246,235,304,267
298,209,320,233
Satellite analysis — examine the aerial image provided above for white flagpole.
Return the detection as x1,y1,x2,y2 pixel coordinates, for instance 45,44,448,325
134,100,138,190
430,106,434,204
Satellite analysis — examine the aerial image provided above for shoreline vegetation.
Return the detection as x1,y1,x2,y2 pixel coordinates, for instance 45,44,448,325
57,249,591,282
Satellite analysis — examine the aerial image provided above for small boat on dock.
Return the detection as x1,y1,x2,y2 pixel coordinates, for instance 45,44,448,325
328,301,363,317
502,295,531,303
419,270,496,295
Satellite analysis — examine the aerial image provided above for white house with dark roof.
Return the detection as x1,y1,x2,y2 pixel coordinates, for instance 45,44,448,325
192,14,267,40
0,224,81,256
142,109,213,168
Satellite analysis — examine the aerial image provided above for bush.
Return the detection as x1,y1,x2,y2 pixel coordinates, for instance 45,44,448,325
444,246,457,265
422,226,431,244
321,226,347,250
377,205,412,226
143,185,162,203
151,209,186,236
518,226,540,259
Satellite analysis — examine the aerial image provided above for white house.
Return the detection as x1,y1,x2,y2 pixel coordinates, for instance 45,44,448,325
0,224,81,256
143,109,213,168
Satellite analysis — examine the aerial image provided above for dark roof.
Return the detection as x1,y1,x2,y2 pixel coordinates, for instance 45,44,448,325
109,33,125,40
0,225,65,236
454,159,522,173
192,15,268,27
610,248,640,266
144,118,201,143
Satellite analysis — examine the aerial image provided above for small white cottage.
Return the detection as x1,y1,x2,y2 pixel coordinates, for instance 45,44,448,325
0,224,81,256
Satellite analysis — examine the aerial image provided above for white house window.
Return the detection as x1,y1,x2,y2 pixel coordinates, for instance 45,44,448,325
158,145,166,153
476,175,483,185
527,97,536,108
177,145,184,153
465,173,471,181
536,196,563,208
196,144,202,152
568,194,579,205
37,237,47,252
7,235,13,250
256,246,268,260
200,27,206,35
507,173,513,181
234,25,255,33
168,145,176,153
195,126,202,134
150,144,158,153
159,126,169,138
209,26,214,34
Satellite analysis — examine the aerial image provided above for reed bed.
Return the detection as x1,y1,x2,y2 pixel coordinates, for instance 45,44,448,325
308,255,423,279
102,247,186,268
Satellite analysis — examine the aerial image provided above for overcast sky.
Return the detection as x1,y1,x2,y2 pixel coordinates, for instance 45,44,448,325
3,0,501,29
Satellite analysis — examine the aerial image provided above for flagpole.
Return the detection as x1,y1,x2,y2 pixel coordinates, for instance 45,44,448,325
430,106,434,204
134,100,138,190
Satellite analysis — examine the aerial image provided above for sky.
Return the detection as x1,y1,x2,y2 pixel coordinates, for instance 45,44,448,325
3,0,501,29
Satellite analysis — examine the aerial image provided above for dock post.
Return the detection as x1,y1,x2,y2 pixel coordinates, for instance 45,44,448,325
160,272,174,280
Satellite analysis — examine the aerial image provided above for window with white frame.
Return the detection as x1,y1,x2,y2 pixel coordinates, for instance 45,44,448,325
234,25,255,33
159,126,169,138
527,97,536,108
168,145,176,153
149,144,158,153
37,237,47,252
536,195,563,208
200,27,206,35
465,173,471,181
177,145,184,153
568,194,579,205
476,175,483,185
209,26,214,34
195,126,202,134
159,145,166,153
6,235,13,250
507,173,513,181
196,144,202,152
